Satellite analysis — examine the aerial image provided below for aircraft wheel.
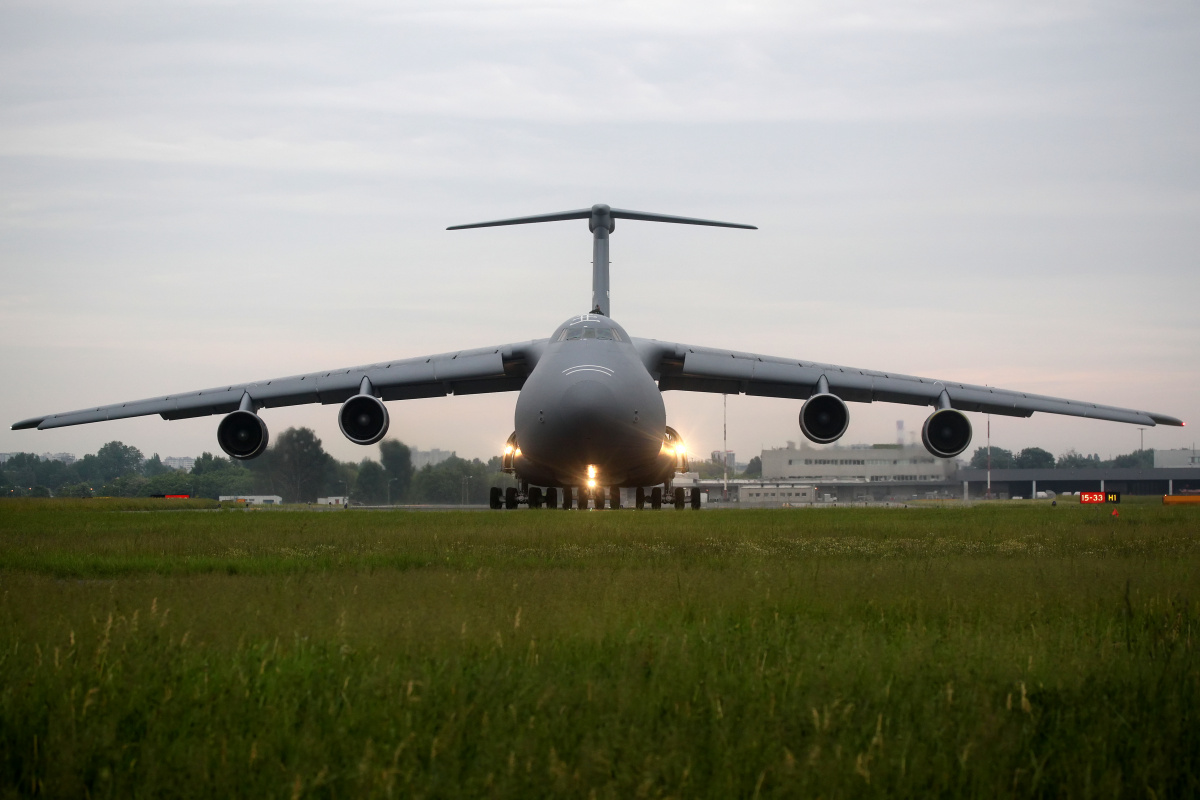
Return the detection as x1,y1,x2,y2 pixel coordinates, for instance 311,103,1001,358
546,487,558,509
562,487,573,510
576,488,588,510
505,487,518,510
595,491,605,510
635,487,645,510
489,487,503,510
610,486,621,509
673,487,685,510
690,486,701,510
650,487,662,510
529,486,543,509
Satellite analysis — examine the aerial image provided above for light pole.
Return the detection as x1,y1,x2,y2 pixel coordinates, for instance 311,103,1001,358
1137,427,1146,454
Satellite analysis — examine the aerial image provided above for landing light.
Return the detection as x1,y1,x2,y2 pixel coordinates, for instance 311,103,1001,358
587,464,597,478
504,443,514,454
587,479,597,489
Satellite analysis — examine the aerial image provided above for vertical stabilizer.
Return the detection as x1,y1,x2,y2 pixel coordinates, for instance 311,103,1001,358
448,203,756,317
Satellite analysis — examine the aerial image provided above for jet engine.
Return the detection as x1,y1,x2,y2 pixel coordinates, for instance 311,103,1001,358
339,394,390,445
921,408,972,458
217,410,269,460
799,393,850,444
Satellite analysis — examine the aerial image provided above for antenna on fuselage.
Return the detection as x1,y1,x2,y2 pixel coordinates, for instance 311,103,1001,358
447,204,756,317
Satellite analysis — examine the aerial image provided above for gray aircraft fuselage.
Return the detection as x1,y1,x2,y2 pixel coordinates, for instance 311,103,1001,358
513,314,673,489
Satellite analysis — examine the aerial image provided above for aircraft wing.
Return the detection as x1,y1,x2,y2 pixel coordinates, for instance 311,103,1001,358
12,340,546,431
634,339,1184,427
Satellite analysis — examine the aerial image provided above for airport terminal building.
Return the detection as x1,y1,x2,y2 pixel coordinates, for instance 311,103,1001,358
756,441,960,502
689,444,1200,506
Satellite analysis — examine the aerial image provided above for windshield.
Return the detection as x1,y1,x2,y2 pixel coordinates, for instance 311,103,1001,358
559,327,621,342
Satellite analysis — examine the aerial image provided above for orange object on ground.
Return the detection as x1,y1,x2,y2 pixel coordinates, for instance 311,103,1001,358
1111,509,1119,517
1163,495,1200,505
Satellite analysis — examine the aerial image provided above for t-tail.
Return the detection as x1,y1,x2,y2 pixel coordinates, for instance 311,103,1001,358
448,204,756,317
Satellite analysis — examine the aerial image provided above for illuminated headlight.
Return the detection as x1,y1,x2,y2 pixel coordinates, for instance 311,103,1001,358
587,479,597,489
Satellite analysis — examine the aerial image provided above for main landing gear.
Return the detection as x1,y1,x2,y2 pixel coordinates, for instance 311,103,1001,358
489,483,703,510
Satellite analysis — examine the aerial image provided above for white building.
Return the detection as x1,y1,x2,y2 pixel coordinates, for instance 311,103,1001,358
219,495,283,505
739,483,816,507
1154,448,1200,468
316,496,349,506
761,441,959,484
164,456,195,472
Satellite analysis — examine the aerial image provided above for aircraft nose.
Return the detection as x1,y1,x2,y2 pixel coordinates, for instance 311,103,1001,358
522,377,647,471
558,379,620,442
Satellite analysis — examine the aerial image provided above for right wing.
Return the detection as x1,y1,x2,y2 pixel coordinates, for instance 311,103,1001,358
633,338,1183,427
13,340,547,431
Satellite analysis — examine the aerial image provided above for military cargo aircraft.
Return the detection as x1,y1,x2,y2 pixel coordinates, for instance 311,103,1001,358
13,204,1184,510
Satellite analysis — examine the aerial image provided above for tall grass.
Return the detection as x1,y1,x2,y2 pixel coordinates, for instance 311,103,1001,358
1,504,1197,796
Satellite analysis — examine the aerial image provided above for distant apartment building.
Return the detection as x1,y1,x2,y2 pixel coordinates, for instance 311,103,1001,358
761,441,959,484
710,450,737,469
163,456,195,472
412,448,455,470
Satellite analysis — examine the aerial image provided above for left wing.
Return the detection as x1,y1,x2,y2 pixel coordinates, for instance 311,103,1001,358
13,340,546,430
633,339,1183,427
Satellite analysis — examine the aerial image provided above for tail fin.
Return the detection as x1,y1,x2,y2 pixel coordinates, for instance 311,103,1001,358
447,204,756,316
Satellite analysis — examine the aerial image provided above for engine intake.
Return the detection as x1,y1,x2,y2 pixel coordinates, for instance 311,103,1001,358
922,408,972,458
339,394,390,445
217,410,269,460
800,393,850,444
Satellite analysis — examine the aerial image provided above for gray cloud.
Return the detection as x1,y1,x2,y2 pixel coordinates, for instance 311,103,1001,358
2,0,1197,464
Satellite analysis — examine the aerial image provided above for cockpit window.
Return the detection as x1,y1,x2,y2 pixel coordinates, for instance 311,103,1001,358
558,327,622,342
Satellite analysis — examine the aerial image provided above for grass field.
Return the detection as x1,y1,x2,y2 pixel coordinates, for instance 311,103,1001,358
1,499,1196,798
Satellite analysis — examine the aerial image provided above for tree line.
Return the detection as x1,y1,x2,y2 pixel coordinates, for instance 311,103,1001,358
967,446,1155,471
0,427,515,504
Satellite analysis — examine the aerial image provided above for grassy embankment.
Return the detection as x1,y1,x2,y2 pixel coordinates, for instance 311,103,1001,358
0,499,1196,797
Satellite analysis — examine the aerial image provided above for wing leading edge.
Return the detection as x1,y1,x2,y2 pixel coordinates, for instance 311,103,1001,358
635,339,1183,427
12,341,546,431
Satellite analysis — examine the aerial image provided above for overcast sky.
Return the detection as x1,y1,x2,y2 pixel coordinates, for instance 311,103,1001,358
2,0,1197,467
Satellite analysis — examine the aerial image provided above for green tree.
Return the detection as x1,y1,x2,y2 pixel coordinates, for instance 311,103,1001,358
77,441,144,483
356,460,388,504
1014,447,1055,469
969,447,1015,470
143,454,172,477
379,440,414,501
1057,450,1102,469
331,460,358,501
410,457,490,504
2,453,40,492
1110,449,1153,469
249,427,335,502
741,456,762,478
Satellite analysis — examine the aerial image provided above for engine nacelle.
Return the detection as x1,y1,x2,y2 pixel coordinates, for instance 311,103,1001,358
799,393,850,444
217,410,269,460
922,408,972,458
339,394,390,445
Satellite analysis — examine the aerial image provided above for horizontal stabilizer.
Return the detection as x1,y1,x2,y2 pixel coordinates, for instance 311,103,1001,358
448,203,756,231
